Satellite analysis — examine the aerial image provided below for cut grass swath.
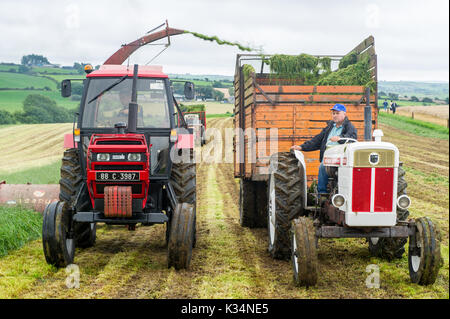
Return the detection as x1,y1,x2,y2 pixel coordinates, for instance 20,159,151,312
0,206,43,257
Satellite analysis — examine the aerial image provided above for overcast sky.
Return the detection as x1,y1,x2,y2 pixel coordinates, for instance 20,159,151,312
0,0,448,81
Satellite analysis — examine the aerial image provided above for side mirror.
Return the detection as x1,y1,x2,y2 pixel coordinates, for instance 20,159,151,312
61,79,72,97
184,81,195,100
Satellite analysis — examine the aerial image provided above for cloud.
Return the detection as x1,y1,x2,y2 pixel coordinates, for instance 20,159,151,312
0,0,448,81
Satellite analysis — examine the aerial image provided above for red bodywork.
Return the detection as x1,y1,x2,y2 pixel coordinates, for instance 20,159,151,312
86,134,150,210
352,167,394,212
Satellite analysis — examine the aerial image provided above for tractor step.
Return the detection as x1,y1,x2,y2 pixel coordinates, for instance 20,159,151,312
73,211,168,224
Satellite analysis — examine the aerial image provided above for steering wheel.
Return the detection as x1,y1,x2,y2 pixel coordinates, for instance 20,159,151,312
340,137,358,144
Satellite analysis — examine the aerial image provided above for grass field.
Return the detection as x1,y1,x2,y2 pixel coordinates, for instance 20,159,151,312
0,90,79,112
0,123,72,173
393,105,449,127
0,72,57,90
0,206,42,258
378,112,448,139
182,101,233,114
0,116,447,299
0,65,20,72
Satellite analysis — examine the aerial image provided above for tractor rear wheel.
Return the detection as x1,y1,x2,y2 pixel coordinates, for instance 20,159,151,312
409,217,442,285
59,148,96,249
291,217,318,287
167,203,196,270
368,165,409,259
267,152,304,259
170,156,196,205
42,201,75,267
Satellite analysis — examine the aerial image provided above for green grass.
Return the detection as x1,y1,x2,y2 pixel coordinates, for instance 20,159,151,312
404,166,449,187
0,90,79,112
0,72,57,90
0,206,43,257
42,74,85,83
0,65,20,72
378,112,449,140
206,113,233,118
31,67,79,74
1,161,61,184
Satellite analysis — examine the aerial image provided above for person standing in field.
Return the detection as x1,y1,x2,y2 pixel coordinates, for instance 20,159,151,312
383,99,388,112
391,100,397,114
290,103,357,194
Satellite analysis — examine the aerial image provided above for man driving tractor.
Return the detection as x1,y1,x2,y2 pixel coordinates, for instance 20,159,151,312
291,103,357,194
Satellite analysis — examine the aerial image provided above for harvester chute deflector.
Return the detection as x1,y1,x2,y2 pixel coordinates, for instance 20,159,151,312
103,22,186,65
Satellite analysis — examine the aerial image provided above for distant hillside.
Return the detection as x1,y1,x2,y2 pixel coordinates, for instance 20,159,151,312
168,73,234,82
378,81,449,99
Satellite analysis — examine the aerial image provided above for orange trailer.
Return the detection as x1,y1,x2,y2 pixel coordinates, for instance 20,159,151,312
233,36,378,227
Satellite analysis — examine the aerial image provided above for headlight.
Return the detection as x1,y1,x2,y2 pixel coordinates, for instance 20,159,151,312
128,153,141,161
97,153,110,161
332,194,346,208
397,195,411,209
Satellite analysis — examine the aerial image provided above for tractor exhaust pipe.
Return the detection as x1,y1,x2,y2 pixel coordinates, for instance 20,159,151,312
127,64,139,133
364,87,372,141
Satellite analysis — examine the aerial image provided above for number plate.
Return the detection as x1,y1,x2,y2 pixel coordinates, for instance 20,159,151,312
95,172,140,181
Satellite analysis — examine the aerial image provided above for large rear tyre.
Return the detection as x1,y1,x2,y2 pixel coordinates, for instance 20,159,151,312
368,165,409,259
167,203,196,270
59,148,96,248
291,217,318,287
42,201,75,267
409,217,442,285
267,152,304,259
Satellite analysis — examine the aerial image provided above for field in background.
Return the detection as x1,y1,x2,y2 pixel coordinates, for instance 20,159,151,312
0,123,71,174
182,101,233,114
394,105,449,127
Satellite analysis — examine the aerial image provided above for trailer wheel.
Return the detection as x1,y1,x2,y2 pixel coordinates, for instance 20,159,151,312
267,152,304,259
409,217,442,285
291,217,318,287
239,180,266,228
59,148,96,248
368,165,409,259
42,201,75,267
201,126,206,146
167,203,196,270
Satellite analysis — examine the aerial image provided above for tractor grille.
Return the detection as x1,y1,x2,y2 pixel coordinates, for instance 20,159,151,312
94,164,144,171
96,140,143,145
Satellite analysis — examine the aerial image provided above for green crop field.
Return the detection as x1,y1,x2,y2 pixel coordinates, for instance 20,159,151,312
0,72,57,90
0,90,79,112
0,65,20,72
31,67,79,75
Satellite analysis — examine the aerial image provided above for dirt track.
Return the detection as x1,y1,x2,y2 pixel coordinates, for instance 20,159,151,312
0,118,448,299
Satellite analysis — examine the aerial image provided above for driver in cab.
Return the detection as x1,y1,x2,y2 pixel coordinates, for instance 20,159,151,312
290,104,357,194
116,88,144,125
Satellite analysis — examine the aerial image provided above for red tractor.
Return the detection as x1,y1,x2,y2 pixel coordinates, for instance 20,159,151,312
42,25,198,270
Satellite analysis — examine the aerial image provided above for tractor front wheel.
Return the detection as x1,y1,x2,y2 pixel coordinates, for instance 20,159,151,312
167,203,196,270
408,217,442,285
42,201,75,267
291,217,318,287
